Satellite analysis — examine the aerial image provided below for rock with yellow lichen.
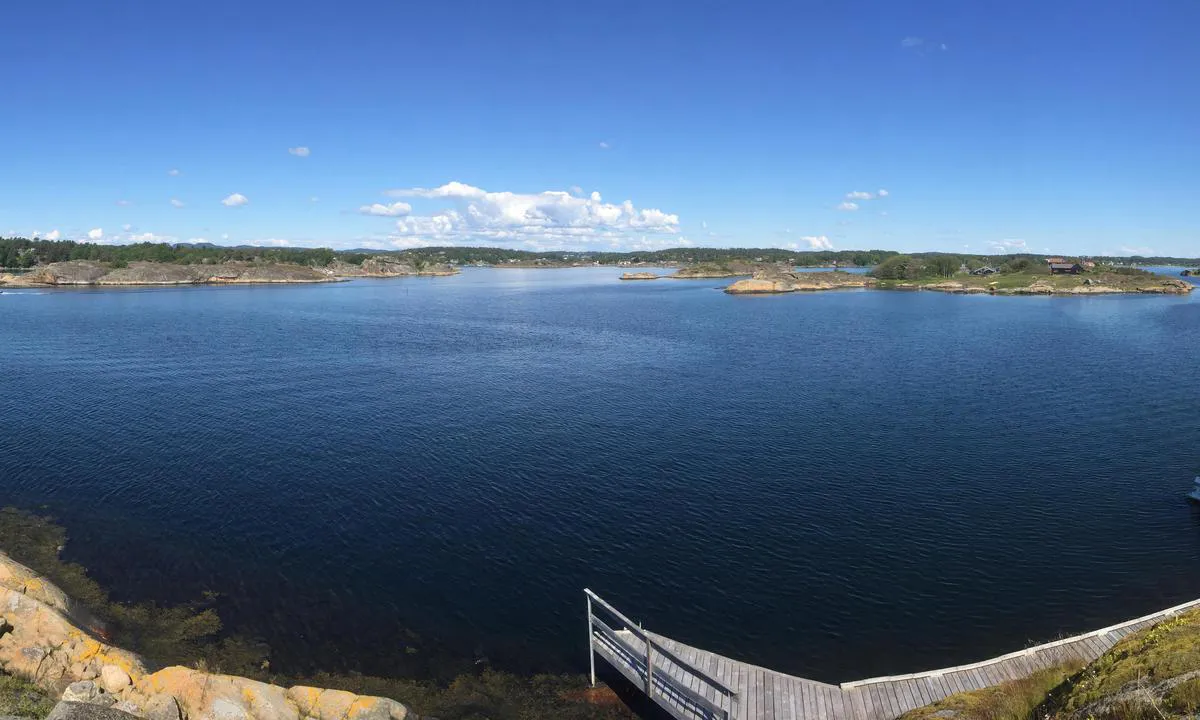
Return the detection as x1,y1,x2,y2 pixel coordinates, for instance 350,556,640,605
0,551,414,720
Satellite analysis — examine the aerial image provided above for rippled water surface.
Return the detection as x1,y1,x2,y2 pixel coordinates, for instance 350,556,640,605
3,267,1200,682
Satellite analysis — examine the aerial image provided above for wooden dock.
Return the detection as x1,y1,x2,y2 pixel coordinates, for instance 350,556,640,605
585,589,1200,720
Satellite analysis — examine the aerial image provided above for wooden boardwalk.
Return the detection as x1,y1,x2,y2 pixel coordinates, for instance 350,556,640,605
585,589,1200,720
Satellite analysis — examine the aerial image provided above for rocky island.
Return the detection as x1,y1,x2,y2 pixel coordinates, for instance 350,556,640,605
618,272,660,280
0,256,458,289
701,257,1195,296
725,269,874,294
665,262,760,279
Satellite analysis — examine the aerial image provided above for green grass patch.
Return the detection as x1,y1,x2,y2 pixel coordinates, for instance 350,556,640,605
898,663,1081,720
1053,609,1200,714
0,672,56,718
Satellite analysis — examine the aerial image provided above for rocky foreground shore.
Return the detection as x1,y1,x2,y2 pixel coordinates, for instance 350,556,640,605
0,551,415,720
0,257,458,288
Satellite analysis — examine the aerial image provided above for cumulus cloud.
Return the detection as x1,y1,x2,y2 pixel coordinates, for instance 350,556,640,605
288,147,311,157
221,193,249,207
376,181,680,250
256,238,292,246
598,141,610,150
878,189,889,197
786,236,834,251
44,230,61,240
989,238,1028,253
170,198,185,208
168,168,181,176
87,228,103,240
836,201,859,211
359,201,413,217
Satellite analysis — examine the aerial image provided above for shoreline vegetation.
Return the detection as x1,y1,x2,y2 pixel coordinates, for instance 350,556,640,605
5,509,1200,720
0,508,629,720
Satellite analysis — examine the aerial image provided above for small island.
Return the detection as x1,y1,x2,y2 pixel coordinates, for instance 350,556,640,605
725,270,873,294
708,255,1193,296
619,272,660,280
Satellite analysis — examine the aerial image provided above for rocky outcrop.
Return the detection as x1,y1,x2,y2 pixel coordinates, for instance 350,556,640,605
1,262,338,287
618,272,659,280
667,264,761,279
724,271,874,294
328,257,458,278
0,552,414,720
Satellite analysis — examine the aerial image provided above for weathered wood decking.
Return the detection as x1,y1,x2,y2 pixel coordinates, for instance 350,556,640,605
586,589,1200,720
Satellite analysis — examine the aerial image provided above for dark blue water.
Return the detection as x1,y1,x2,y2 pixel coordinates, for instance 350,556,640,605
3,268,1200,683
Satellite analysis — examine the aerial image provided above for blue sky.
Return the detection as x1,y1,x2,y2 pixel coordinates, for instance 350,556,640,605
2,0,1197,256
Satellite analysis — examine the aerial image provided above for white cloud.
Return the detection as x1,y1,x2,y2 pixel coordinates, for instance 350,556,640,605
256,238,292,246
168,169,181,176
786,236,834,251
598,141,610,150
45,230,61,241
288,147,311,157
877,189,889,197
170,198,185,208
569,186,584,197
836,201,859,211
221,234,230,241
845,189,889,201
221,193,249,207
116,199,132,206
121,224,133,232
359,201,413,217
901,37,924,47
309,196,320,203
378,181,680,250
186,237,208,244
87,228,103,240
989,238,1028,253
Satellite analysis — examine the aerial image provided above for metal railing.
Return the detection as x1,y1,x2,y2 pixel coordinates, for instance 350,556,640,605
585,588,736,720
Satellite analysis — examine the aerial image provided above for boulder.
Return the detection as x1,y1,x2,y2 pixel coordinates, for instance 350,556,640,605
46,701,142,720
142,694,181,720
101,665,132,693
61,682,115,706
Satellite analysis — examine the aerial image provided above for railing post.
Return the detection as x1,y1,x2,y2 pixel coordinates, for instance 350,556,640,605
645,637,654,697
586,593,596,688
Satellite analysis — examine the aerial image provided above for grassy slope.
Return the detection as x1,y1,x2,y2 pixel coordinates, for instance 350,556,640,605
898,608,1200,720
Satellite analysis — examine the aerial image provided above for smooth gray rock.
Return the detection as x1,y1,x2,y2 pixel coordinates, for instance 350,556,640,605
46,702,142,720
61,682,115,707
143,694,181,720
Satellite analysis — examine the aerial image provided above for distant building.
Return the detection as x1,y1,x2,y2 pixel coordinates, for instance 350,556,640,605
1045,256,1067,265
1049,262,1083,275
970,266,999,276
1082,260,1096,269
